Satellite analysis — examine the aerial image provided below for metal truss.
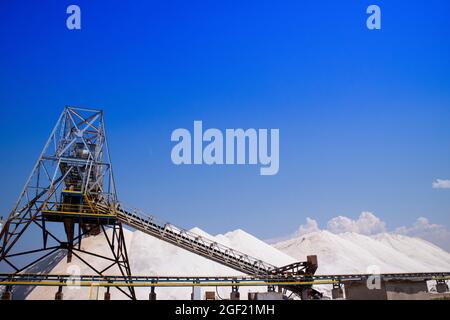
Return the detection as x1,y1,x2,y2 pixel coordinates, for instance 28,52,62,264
1,272,448,288
0,106,318,300
0,106,329,300
114,203,279,275
0,106,135,299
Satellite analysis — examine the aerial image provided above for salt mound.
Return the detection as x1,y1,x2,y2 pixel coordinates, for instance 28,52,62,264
372,233,450,270
26,226,450,300
27,228,134,300
27,227,297,300
274,230,450,274
217,229,295,266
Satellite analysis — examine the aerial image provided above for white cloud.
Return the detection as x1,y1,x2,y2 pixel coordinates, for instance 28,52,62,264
326,216,357,233
432,179,450,189
291,213,449,251
295,217,320,236
395,217,450,251
327,211,386,235
294,212,386,236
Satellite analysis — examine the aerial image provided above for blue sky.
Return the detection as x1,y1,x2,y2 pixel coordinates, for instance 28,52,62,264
0,0,449,244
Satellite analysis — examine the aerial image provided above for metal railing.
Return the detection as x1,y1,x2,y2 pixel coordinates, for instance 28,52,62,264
41,198,116,217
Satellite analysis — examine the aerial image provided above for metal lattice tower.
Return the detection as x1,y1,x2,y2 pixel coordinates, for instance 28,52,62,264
0,106,319,300
0,106,135,299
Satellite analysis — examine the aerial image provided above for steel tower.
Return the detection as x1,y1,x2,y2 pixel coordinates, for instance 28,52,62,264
0,106,135,299
0,106,322,300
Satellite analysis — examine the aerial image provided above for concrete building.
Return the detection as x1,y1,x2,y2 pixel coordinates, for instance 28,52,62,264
385,280,429,300
344,279,448,300
344,280,388,300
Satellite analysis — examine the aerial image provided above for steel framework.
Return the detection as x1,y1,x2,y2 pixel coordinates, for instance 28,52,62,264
0,106,321,300
0,107,135,299
1,272,448,298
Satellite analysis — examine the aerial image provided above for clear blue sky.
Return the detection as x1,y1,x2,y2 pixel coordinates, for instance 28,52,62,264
0,0,449,241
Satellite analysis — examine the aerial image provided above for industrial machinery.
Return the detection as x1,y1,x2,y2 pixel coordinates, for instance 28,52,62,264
0,107,135,298
0,106,319,300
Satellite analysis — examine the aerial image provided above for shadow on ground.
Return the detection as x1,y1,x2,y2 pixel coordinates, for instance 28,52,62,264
7,250,67,300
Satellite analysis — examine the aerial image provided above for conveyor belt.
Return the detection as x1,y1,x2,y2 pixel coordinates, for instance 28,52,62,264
109,202,280,276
